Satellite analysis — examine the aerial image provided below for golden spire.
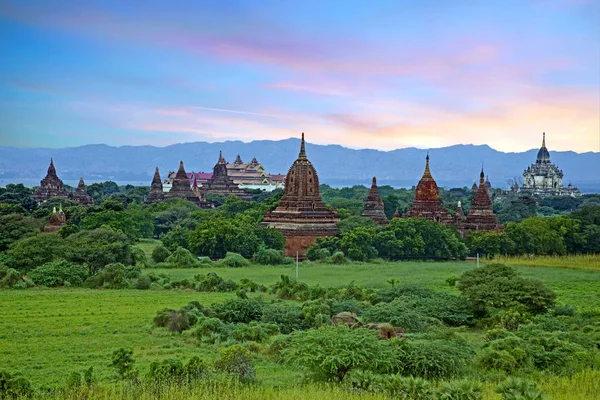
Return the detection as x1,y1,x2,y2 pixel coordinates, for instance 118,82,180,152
423,153,432,177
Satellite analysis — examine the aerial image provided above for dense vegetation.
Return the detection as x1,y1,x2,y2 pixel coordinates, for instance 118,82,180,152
1,181,599,398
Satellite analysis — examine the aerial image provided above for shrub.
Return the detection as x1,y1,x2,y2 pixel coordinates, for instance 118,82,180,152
435,380,483,400
383,375,434,399
399,339,475,380
458,264,556,316
254,248,285,265
496,378,546,400
362,300,434,332
29,259,89,287
131,246,149,268
330,251,345,264
231,321,279,342
218,252,250,268
147,359,184,383
194,272,238,292
261,302,306,334
166,247,199,268
0,370,34,399
86,263,130,289
213,297,265,323
111,348,138,380
133,275,151,290
282,326,396,381
477,348,519,373
214,344,256,382
152,245,171,263
0,267,24,288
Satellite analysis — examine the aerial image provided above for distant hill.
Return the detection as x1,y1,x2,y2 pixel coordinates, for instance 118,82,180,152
1,139,599,193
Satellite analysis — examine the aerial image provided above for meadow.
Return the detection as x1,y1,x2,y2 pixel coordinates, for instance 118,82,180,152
1,258,600,398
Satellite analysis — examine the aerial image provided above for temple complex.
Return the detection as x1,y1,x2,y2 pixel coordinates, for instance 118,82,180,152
200,152,253,200
362,177,389,225
402,155,453,224
44,206,67,233
165,161,210,207
71,177,94,206
520,133,581,197
33,159,70,203
462,169,501,233
262,133,340,260
146,167,165,203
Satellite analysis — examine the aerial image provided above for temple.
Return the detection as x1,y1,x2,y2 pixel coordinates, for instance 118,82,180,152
146,167,165,203
200,152,253,200
462,169,501,233
520,133,581,197
402,154,453,224
262,133,340,260
44,206,67,233
165,161,210,207
71,177,94,206
362,177,389,225
33,159,70,203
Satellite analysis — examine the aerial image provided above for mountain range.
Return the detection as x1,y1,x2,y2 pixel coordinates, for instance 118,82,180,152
1,139,599,193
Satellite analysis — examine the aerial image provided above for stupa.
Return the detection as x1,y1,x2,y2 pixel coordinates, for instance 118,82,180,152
403,154,453,224
44,206,67,233
146,167,165,203
165,161,209,207
33,159,70,203
362,177,389,225
463,169,501,233
72,177,95,206
262,133,340,259
201,152,252,200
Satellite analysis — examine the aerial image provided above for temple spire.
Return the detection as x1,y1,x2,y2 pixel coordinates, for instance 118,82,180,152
371,176,377,187
423,153,431,177
218,151,225,164
542,132,546,148
480,167,485,185
47,158,57,176
298,132,307,160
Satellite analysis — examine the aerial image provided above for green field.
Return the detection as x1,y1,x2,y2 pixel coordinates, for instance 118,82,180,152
1,260,600,397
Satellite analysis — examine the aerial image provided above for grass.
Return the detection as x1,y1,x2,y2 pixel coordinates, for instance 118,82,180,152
494,254,600,271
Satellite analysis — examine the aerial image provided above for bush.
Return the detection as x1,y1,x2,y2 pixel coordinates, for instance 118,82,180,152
0,267,24,288
496,378,546,400
362,300,435,332
29,259,89,287
214,344,256,382
262,302,306,334
218,252,250,268
111,348,138,380
147,359,184,383
152,245,171,263
0,370,34,399
213,297,265,323
283,326,396,381
476,348,519,373
86,263,131,289
166,247,199,268
133,275,151,290
458,264,556,316
231,321,279,342
399,339,475,380
254,247,285,265
330,251,345,264
383,375,434,399
131,246,149,268
435,380,483,400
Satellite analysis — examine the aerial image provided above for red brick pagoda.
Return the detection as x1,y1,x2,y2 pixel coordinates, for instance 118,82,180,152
262,133,340,260
146,167,165,203
201,151,252,200
72,177,95,206
33,159,70,203
403,154,453,224
462,169,501,233
44,206,67,233
362,176,389,225
165,161,209,207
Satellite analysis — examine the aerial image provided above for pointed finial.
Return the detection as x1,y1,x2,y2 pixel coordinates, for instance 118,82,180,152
52,206,57,213
218,151,225,163
372,176,377,186
59,203,63,213
298,132,307,160
179,160,184,169
458,200,462,207
423,153,431,176
542,132,546,148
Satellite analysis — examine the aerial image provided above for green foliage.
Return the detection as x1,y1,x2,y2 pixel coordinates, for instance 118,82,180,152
194,272,238,292
29,259,89,287
110,348,138,380
57,224,80,238
0,183,37,211
283,326,396,381
147,356,208,384
232,321,280,342
465,231,515,258
0,370,34,399
399,338,475,380
7,233,66,273
131,246,149,268
166,247,199,268
82,202,153,242
86,263,132,289
505,217,567,256
151,245,171,263
213,297,265,323
337,215,377,235
341,227,378,261
214,344,256,382
261,302,306,334
217,252,250,268
253,247,285,265
0,214,41,252
66,229,132,274
188,215,263,259
458,264,557,316
436,379,483,400
496,378,546,400
161,225,190,253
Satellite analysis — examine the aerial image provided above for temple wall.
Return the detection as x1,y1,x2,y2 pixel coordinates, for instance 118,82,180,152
283,235,321,260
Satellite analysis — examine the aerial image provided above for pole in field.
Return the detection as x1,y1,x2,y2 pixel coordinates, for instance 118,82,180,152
296,251,299,278
477,253,480,268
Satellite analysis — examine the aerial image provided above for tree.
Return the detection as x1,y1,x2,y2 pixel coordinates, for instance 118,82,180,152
66,229,131,274
465,231,515,258
505,217,566,255
8,233,66,272
336,216,377,235
81,202,153,242
0,214,41,252
0,183,37,211
341,227,378,261
497,197,538,224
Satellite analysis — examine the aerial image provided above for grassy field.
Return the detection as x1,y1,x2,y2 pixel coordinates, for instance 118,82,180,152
495,254,600,271
2,258,600,398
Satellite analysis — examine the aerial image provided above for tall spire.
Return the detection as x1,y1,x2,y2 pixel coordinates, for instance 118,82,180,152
480,167,485,185
218,151,226,164
542,132,546,148
298,132,307,160
152,167,161,184
47,158,57,176
423,153,431,177
371,176,377,187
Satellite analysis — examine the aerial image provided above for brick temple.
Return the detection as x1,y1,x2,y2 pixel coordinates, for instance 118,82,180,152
33,159,70,203
461,169,501,233
71,177,94,206
362,176,389,225
262,133,339,260
44,206,67,233
146,167,165,203
201,152,253,200
164,161,211,207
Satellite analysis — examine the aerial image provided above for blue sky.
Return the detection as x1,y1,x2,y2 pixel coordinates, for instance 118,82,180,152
0,0,598,152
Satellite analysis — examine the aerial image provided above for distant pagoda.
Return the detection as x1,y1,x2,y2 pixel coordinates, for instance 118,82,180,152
201,151,252,200
262,133,340,260
44,206,67,233
362,176,389,225
165,161,210,207
403,154,453,224
33,159,70,203
146,167,165,203
462,169,501,233
72,177,94,206
520,133,581,197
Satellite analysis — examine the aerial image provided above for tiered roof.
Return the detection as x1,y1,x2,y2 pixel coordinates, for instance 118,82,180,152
165,161,209,206
362,177,389,225
463,169,500,232
201,152,252,199
33,159,70,203
146,167,165,203
72,177,95,206
44,206,67,233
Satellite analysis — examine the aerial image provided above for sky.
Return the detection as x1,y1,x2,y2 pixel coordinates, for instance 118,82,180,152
0,0,599,152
